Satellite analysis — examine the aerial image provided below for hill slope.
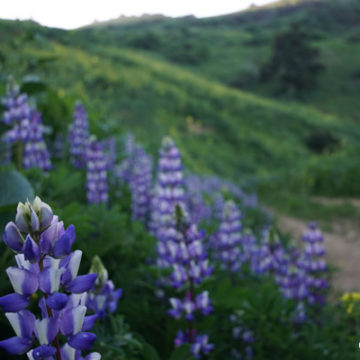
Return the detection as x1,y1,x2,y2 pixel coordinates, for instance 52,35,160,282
0,18,359,198
72,0,360,122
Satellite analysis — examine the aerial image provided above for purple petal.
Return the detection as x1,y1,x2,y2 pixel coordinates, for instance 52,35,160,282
60,250,82,284
0,293,29,312
68,332,97,350
40,222,57,254
28,345,56,359
30,207,40,232
0,336,32,354
82,314,98,332
53,229,73,259
3,222,24,252
65,274,97,294
6,267,39,296
85,353,101,360
60,305,87,337
46,292,68,311
39,204,53,229
24,235,40,263
35,318,59,345
39,267,63,294
6,310,35,338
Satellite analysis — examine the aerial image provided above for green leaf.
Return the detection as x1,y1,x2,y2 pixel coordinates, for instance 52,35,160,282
170,344,193,360
0,170,34,207
142,343,161,360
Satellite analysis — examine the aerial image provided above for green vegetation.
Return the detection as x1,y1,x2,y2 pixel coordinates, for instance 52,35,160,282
1,0,360,220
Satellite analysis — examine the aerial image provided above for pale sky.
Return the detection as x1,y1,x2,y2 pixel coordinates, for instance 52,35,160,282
0,0,275,29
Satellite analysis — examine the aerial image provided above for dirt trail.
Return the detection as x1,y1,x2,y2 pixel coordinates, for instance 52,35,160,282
274,211,360,293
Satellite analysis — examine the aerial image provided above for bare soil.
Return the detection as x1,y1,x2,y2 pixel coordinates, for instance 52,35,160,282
273,209,360,293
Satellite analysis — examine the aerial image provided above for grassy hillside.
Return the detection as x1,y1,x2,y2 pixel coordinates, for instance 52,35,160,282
0,15,359,208
71,0,360,122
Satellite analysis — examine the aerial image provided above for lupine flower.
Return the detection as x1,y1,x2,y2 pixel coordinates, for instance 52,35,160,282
87,256,122,319
231,314,254,360
86,137,108,205
150,137,186,268
69,102,89,168
167,206,213,358
298,222,328,305
0,197,100,359
1,81,31,165
2,81,31,129
213,201,243,272
129,147,153,223
22,109,52,172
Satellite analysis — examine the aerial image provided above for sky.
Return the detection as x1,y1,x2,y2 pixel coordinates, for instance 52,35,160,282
1,0,275,29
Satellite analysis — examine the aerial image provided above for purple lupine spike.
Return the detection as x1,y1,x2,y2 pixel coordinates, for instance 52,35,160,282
69,101,90,168
87,256,122,319
150,137,187,268
231,314,255,359
165,206,213,358
129,146,153,223
213,200,243,272
298,222,328,306
86,137,108,205
0,196,100,359
1,80,32,166
22,109,52,172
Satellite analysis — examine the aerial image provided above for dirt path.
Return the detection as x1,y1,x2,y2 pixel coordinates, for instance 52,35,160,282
274,211,360,293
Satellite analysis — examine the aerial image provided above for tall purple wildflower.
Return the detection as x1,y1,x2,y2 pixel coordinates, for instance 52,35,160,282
167,206,213,359
0,197,100,359
298,222,328,305
150,137,185,235
69,102,89,168
87,256,122,319
22,109,52,172
129,147,153,223
213,201,243,272
86,137,108,205
1,82,31,164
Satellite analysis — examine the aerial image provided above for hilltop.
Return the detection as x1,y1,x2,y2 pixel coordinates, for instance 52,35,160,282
0,1,360,214
72,0,360,122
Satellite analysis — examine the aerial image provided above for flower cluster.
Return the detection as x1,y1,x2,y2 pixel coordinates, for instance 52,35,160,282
0,197,100,359
86,137,108,205
230,314,254,360
213,201,243,272
87,256,122,319
150,137,185,233
298,222,328,305
1,82,31,162
69,102,89,168
167,206,213,358
129,147,153,223
22,109,52,172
